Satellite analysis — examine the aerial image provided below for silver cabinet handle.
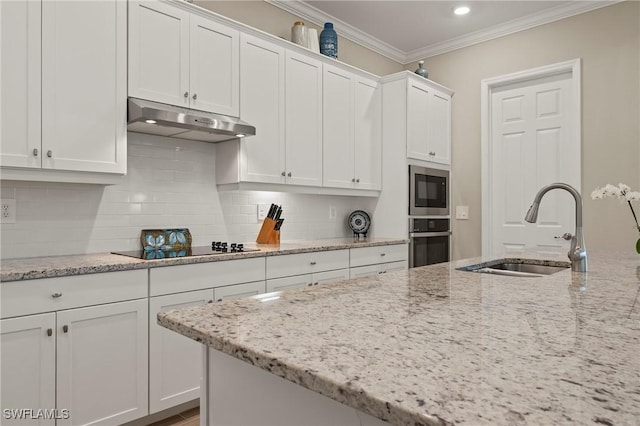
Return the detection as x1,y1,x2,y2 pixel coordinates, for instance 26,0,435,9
184,92,189,98
33,148,39,157
380,253,386,257
307,283,313,287
287,172,292,177
217,298,222,302
554,233,573,241
281,171,286,176
429,151,435,156
310,261,317,265
192,93,197,100
52,292,62,298
62,325,68,333
356,178,360,183
314,282,319,286
47,328,53,337
352,178,356,182
47,150,52,158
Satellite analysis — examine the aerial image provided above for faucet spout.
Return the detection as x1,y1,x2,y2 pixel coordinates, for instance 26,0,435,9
524,183,587,272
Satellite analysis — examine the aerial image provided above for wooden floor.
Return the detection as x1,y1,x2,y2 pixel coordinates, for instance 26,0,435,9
149,407,199,426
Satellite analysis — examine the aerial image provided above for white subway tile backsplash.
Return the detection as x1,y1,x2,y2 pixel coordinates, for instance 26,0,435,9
0,133,377,259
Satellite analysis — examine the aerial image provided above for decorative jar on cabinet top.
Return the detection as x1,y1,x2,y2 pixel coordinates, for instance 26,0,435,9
291,21,307,47
319,22,338,59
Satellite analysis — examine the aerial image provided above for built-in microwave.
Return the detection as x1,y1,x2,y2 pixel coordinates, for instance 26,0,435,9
409,166,449,216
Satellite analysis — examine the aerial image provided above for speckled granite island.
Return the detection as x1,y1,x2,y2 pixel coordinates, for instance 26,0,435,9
158,251,640,426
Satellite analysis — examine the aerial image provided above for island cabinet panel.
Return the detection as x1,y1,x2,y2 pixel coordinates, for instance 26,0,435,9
266,250,349,279
0,313,56,426
56,299,148,426
149,290,213,414
149,257,265,296
128,0,239,116
0,269,147,319
202,347,391,426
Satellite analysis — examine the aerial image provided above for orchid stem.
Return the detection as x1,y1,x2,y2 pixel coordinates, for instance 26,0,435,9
628,200,640,231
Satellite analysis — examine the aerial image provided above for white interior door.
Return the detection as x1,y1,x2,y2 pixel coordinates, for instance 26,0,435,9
486,61,580,257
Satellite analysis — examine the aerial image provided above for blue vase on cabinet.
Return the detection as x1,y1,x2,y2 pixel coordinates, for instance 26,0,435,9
319,22,338,59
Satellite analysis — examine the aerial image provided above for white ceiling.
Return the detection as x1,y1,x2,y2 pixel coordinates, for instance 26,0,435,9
266,0,619,64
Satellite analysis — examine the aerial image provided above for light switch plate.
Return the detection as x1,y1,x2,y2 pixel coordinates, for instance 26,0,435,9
456,205,469,220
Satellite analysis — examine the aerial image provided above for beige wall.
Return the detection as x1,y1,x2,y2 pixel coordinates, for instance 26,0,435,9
195,0,403,76
409,2,639,259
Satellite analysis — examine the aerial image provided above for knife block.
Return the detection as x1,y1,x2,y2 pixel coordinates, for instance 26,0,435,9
256,218,280,244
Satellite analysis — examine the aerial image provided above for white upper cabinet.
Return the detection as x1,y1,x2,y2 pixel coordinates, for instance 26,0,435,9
1,0,126,177
323,64,381,190
285,50,323,187
406,76,452,165
128,1,239,117
238,33,286,184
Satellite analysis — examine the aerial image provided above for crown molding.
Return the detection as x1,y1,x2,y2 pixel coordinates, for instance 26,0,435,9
266,0,622,65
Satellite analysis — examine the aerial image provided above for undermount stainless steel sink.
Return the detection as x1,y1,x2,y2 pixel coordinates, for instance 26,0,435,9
458,259,571,278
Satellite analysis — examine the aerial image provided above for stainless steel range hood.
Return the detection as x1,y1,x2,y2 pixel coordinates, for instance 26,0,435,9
127,97,256,143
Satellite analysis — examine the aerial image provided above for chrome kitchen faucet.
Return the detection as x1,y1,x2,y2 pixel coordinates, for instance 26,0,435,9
525,183,588,272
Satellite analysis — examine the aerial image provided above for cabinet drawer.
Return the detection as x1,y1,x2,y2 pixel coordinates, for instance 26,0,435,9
214,280,265,302
266,249,349,279
266,274,312,292
150,257,265,296
350,244,407,267
1,269,147,319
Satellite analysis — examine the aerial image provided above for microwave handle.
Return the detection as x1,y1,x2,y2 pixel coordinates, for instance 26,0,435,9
409,231,451,238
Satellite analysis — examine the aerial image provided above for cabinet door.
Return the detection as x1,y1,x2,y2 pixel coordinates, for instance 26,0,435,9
128,0,189,107
285,51,323,187
41,0,126,174
149,290,212,414
266,274,313,292
427,91,451,165
322,65,354,189
239,34,286,184
0,0,41,169
406,81,430,161
1,314,56,426
349,264,380,279
190,15,239,116
353,77,382,190
214,280,266,302
56,299,148,426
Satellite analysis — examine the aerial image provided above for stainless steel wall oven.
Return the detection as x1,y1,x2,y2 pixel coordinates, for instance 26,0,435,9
409,217,451,268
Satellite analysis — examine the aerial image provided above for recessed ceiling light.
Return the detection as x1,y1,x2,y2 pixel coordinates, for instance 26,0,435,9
454,6,470,15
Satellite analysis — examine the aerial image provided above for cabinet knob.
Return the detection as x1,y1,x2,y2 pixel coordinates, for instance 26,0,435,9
429,151,435,156
192,93,197,100
184,92,189,98
281,171,286,177
356,178,360,183
287,172,292,177
47,150,53,158
62,325,69,333
352,178,356,182
380,253,386,257
314,282,319,286
208,300,213,304
52,292,62,298
47,328,53,337
33,148,39,157
217,298,222,302
310,261,317,265
308,283,313,287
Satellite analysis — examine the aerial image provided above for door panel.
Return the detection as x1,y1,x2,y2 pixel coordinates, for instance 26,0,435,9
491,72,578,256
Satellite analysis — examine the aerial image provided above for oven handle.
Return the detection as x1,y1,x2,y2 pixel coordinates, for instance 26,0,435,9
409,231,451,238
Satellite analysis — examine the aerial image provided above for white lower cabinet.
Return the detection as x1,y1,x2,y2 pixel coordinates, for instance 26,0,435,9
0,270,148,426
266,250,350,292
149,290,213,414
0,313,56,426
349,244,409,279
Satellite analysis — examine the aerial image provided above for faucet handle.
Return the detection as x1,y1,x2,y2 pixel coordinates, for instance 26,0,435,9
554,232,573,241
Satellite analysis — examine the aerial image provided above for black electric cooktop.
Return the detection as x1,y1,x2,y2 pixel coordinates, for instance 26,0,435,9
112,242,258,260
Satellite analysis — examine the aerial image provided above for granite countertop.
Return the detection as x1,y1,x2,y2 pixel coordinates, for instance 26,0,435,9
0,238,408,282
158,251,640,425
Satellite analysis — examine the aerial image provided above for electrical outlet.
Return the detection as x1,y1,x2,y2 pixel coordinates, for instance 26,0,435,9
1,199,16,224
329,206,336,220
257,203,270,221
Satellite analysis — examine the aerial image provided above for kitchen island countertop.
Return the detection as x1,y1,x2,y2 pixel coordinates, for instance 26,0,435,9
158,251,640,425
0,238,407,282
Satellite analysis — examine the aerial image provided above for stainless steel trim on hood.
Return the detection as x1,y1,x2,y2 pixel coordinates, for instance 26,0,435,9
127,97,256,143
